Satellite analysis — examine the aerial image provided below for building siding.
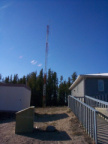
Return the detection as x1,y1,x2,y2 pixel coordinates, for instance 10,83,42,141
71,80,84,97
0,86,31,112
85,78,108,96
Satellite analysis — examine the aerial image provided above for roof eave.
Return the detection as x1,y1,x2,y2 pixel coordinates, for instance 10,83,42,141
69,74,108,90
69,75,84,90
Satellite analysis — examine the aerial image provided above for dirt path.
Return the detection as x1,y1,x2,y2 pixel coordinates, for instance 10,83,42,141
0,107,93,144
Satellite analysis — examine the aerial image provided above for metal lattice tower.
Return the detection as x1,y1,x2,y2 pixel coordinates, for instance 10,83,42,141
43,25,49,107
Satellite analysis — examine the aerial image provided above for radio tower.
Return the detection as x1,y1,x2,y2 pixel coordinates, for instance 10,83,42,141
43,25,49,107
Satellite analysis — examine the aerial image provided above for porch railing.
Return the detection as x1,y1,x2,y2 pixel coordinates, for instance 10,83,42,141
68,95,97,144
74,96,84,102
92,94,108,102
85,95,108,108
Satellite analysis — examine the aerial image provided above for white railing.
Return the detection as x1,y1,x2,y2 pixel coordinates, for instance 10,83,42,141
93,94,108,102
74,96,84,102
85,95,108,108
68,95,97,144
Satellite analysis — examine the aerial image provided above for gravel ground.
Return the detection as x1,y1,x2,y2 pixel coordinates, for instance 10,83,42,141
0,107,93,144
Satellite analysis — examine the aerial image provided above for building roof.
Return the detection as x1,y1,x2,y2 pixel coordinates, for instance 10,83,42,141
85,73,108,76
69,73,108,90
0,83,31,91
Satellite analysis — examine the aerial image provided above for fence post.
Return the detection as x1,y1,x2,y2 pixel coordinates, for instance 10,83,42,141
94,111,97,144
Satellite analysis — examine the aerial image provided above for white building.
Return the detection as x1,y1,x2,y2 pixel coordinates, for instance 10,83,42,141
69,73,108,102
0,83,31,112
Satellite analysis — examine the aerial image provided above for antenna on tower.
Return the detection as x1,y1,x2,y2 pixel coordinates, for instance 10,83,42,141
43,25,49,107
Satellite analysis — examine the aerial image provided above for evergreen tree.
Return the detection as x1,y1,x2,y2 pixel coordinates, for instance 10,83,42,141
27,72,37,106
67,77,71,95
22,76,26,84
58,76,66,105
13,74,18,84
72,72,77,83
5,76,9,83
9,75,13,83
52,72,58,106
36,69,43,107
18,78,23,84
60,75,63,84
46,69,53,106
0,74,2,82
0,69,77,107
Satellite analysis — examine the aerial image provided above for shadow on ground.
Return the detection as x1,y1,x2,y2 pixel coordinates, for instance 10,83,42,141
34,113,69,122
0,112,15,124
97,115,108,144
17,128,71,141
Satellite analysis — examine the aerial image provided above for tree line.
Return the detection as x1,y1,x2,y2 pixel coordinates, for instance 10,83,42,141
0,69,77,107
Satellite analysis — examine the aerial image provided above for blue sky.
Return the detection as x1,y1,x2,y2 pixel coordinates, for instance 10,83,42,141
0,0,108,81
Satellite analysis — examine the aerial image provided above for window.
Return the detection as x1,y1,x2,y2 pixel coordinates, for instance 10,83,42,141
98,80,104,91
